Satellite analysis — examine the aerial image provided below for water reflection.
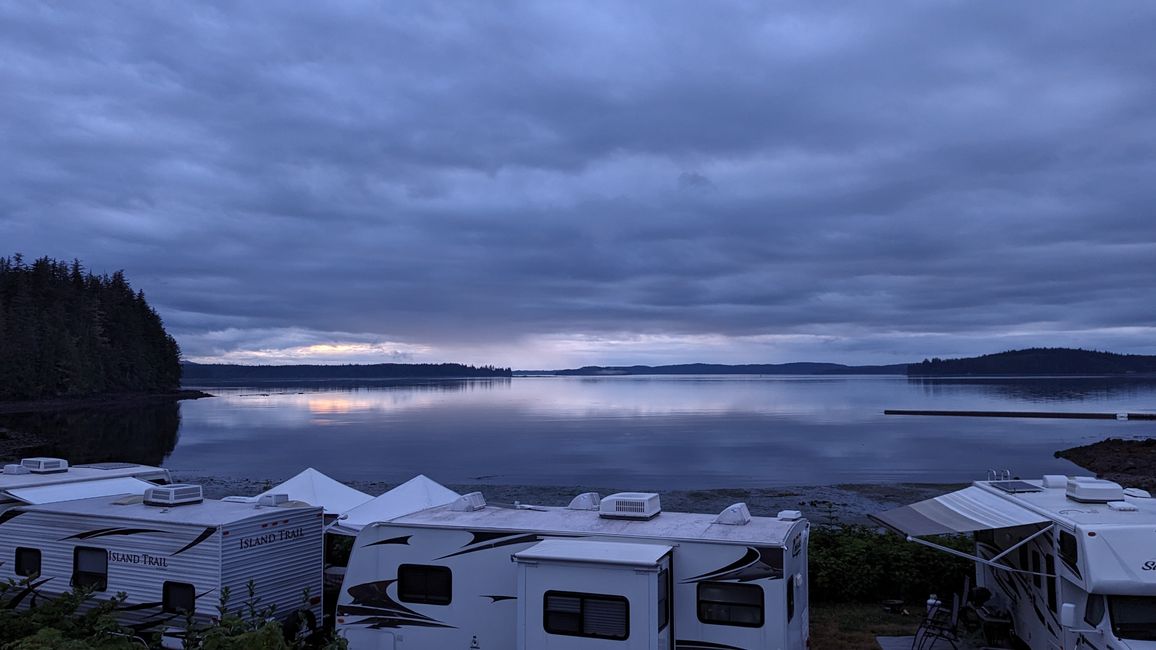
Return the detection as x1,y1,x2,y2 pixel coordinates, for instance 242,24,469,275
908,376,1156,405
0,402,180,466
161,376,1156,488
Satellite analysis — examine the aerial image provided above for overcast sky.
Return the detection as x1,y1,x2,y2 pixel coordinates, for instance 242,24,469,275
3,2,1155,368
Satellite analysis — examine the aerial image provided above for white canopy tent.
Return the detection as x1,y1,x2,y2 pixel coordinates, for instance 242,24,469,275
330,474,460,535
250,467,373,516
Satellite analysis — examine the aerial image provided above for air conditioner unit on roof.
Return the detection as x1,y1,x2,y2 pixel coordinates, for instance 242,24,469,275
1066,477,1124,503
144,484,204,507
21,457,69,474
599,492,661,520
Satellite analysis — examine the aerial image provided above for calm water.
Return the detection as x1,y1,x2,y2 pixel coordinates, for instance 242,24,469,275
151,376,1155,488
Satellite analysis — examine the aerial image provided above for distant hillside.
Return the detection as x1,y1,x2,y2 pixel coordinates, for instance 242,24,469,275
182,362,512,383
528,362,908,376
907,348,1156,376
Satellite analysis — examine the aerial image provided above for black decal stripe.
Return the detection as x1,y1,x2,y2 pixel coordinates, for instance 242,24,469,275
63,527,165,541
4,577,53,609
483,595,516,603
349,616,456,630
0,510,26,526
676,642,745,650
682,547,759,583
345,580,440,623
364,535,412,548
171,527,218,556
436,533,540,560
468,530,517,545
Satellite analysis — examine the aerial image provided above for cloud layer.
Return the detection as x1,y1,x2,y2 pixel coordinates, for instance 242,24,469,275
3,2,1155,367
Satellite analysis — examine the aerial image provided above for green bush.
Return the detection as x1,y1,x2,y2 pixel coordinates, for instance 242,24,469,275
809,525,973,604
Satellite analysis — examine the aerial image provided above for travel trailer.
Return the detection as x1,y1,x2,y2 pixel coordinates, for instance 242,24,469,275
336,490,810,650
0,457,171,512
874,474,1156,649
0,484,324,638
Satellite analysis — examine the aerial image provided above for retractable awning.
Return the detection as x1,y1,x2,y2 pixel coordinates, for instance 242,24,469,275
871,486,1050,537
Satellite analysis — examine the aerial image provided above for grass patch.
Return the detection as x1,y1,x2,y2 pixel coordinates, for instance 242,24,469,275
810,602,920,649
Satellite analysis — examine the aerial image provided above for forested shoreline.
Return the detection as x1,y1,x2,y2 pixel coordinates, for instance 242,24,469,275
908,347,1156,376
0,255,181,401
182,362,512,382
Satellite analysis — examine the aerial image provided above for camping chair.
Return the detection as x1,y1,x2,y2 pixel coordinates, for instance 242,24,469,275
912,593,961,650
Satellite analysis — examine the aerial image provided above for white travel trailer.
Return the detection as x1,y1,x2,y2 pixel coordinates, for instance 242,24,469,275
336,491,810,650
874,475,1156,649
0,457,171,512
0,484,324,638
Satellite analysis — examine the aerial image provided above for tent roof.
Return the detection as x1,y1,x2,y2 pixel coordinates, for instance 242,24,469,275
334,474,459,533
872,486,1050,537
256,468,372,515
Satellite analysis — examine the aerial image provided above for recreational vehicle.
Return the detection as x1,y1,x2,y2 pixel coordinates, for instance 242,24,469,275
0,484,324,639
0,457,171,512
874,474,1156,649
336,491,810,650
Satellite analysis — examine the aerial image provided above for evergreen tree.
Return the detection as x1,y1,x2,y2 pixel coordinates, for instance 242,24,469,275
0,255,182,400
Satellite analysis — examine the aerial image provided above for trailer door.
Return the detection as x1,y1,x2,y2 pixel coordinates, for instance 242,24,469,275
514,539,672,650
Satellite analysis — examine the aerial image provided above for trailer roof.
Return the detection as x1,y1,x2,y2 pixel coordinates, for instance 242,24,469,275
972,479,1156,528
388,503,802,546
0,463,167,491
19,494,321,526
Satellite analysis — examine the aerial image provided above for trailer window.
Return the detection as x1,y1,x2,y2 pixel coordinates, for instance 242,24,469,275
397,564,452,605
73,547,107,591
657,568,670,631
544,590,629,640
697,581,764,628
1059,531,1078,569
787,576,796,622
1084,594,1105,627
164,581,196,614
15,548,40,578
1108,596,1156,641
1045,555,1056,613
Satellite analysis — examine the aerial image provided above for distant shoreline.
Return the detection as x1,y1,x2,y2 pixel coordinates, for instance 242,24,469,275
0,389,212,415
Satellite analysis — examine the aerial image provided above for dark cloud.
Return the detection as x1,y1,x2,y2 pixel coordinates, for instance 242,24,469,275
2,1,1155,366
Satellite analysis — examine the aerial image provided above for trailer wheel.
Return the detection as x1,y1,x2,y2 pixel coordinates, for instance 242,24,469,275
282,609,317,644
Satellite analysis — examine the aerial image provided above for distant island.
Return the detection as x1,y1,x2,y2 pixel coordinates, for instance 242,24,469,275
518,362,908,376
908,348,1156,376
524,349,1156,377
182,362,512,383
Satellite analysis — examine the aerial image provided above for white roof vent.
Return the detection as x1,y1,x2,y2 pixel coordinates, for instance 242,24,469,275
144,484,204,507
1066,477,1125,503
778,510,803,521
449,492,486,512
599,492,661,520
1041,475,1067,489
21,457,69,474
714,502,751,526
258,494,289,507
1124,487,1152,499
3,464,31,475
567,492,601,511
1107,501,1139,512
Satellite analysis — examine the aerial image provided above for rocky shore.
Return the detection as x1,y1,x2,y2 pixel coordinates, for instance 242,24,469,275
1054,437,1156,491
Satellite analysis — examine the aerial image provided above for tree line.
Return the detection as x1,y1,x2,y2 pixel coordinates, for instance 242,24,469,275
908,347,1156,376
182,362,512,381
0,255,181,401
